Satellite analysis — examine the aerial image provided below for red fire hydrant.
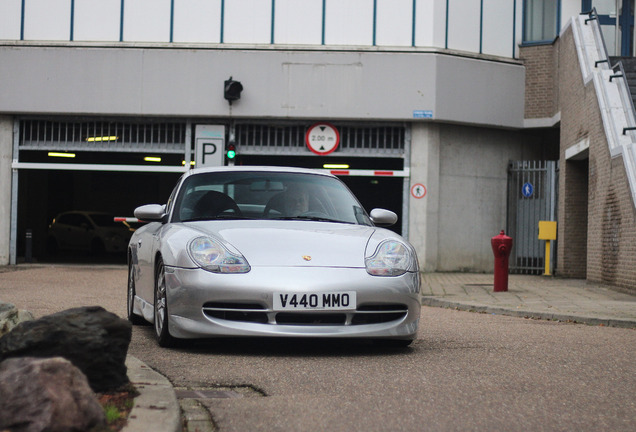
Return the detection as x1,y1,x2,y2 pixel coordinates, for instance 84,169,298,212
491,230,513,292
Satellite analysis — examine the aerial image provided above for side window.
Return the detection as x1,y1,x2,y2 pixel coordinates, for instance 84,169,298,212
60,213,84,227
165,176,184,220
78,215,91,228
165,185,178,217
523,0,559,43
56,214,70,225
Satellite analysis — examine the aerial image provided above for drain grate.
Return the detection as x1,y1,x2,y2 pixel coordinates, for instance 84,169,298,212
176,389,242,399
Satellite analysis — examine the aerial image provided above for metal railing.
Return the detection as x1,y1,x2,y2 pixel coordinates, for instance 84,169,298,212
577,9,636,207
582,8,611,67
610,61,636,136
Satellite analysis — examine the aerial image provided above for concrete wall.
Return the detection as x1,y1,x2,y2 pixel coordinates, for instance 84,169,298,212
409,123,440,271
409,122,549,272
0,116,12,265
0,45,525,128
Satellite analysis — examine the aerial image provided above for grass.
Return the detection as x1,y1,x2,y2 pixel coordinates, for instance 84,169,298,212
90,383,139,432
103,404,122,423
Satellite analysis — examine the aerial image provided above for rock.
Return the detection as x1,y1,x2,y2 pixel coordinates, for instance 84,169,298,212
0,356,106,432
0,302,34,338
0,306,132,392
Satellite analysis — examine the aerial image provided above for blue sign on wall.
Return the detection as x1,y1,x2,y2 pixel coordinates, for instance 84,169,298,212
413,110,433,119
522,182,534,198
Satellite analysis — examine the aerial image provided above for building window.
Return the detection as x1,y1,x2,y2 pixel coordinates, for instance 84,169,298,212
523,0,560,43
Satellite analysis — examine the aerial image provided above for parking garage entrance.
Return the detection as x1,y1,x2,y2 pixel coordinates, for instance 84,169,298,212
11,119,410,264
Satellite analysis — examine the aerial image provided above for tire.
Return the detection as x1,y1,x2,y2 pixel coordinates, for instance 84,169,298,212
154,258,177,347
127,263,146,325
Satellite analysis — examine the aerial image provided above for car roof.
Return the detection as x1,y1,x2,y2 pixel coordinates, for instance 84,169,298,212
183,166,336,178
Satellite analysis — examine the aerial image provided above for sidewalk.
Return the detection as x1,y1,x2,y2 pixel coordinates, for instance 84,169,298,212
123,356,181,432
421,273,636,328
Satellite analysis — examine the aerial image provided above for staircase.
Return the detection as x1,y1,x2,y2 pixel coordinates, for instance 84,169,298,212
610,56,636,109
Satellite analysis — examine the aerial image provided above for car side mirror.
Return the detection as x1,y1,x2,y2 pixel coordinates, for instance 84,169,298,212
134,204,166,222
369,208,398,226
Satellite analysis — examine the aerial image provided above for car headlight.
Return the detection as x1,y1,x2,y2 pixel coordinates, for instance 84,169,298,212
365,240,413,276
188,236,250,274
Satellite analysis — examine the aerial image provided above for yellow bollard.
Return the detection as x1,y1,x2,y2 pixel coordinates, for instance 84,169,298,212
538,221,557,276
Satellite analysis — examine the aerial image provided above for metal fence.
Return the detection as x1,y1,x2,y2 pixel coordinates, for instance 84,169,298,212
507,160,559,274
234,123,405,156
19,119,187,154
18,119,406,158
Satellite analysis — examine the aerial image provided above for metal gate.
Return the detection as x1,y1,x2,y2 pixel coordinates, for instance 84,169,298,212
233,123,405,156
507,161,559,274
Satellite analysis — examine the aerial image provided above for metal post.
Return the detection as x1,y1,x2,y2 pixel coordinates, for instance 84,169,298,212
185,120,192,169
25,229,32,263
402,125,411,240
10,119,19,265
544,240,552,276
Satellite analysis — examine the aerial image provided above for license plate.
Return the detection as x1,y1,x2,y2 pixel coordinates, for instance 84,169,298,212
273,291,356,311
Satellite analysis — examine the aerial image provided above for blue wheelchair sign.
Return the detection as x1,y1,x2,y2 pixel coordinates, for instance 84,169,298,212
522,182,534,198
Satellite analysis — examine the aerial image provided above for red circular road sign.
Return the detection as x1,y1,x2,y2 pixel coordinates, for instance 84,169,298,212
411,183,427,199
305,123,340,155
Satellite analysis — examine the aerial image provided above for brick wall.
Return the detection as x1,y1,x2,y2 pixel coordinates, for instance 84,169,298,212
557,26,636,292
520,43,559,119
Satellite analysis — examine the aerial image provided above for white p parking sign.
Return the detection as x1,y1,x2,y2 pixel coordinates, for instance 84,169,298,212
195,125,225,167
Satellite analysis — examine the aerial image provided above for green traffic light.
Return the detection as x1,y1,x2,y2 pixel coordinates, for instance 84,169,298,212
227,150,236,159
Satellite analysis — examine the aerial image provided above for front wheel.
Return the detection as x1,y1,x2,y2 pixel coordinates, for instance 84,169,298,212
154,258,177,347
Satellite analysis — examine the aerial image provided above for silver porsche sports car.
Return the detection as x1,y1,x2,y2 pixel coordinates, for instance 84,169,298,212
127,166,421,347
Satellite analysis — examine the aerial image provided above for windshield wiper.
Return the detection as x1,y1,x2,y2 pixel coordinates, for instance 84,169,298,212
271,216,348,223
182,215,251,222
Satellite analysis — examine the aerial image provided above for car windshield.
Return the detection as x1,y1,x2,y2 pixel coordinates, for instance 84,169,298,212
172,171,372,225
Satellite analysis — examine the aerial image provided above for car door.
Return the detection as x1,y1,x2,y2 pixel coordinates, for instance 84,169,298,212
57,213,90,250
134,179,182,302
134,221,164,302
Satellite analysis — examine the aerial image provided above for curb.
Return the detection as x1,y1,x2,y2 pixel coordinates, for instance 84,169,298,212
421,297,636,329
122,356,181,432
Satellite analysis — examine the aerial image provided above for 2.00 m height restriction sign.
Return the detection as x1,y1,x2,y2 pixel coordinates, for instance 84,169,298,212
306,123,340,155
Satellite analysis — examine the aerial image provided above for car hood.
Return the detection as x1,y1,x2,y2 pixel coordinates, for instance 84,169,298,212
188,220,376,268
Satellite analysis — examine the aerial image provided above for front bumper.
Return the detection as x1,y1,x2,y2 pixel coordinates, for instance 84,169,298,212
163,266,421,340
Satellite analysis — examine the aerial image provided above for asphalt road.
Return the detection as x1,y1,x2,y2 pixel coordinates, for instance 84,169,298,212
2,266,636,431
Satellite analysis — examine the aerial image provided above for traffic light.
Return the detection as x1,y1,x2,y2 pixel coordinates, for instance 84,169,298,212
226,143,237,161
224,77,243,103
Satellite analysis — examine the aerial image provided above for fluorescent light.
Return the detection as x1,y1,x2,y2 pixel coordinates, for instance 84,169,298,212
144,156,162,162
323,164,350,169
86,136,118,142
48,152,75,158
